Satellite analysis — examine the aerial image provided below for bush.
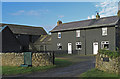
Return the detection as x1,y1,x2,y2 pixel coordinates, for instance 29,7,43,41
98,49,120,58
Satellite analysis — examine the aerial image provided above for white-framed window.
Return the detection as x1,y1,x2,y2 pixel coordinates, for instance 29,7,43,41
76,42,82,50
102,27,107,36
76,30,80,37
58,32,61,38
101,41,109,50
57,43,62,50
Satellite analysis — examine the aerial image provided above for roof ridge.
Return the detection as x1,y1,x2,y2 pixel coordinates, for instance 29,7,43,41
0,23,47,35
1,23,43,28
51,15,118,32
61,15,117,25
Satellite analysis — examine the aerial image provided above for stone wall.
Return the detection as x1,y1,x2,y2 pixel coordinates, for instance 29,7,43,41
32,53,54,67
96,53,120,74
1,53,24,66
0,52,54,67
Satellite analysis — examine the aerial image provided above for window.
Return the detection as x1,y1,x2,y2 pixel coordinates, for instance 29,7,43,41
58,32,61,38
18,34,20,36
102,27,107,36
76,30,80,37
101,41,109,50
76,42,82,50
57,43,62,50
16,34,20,38
20,46,22,50
16,36,18,38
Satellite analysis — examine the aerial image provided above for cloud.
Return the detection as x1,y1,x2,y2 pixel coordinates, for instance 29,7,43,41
92,15,95,19
11,10,25,15
88,0,119,19
97,1,118,17
58,15,65,18
87,15,95,19
10,9,49,16
87,16,91,19
27,10,39,16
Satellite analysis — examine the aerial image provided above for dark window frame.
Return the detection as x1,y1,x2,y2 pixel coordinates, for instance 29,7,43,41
76,42,82,50
57,43,62,50
101,41,109,50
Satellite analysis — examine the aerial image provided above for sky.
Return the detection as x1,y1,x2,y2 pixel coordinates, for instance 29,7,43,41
1,0,120,33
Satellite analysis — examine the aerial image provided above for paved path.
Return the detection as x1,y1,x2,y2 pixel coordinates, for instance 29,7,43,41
4,55,95,77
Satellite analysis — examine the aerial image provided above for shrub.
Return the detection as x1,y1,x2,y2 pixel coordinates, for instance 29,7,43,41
98,49,120,58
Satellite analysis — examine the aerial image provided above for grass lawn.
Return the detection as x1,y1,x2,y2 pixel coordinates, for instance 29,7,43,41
80,68,119,79
2,58,72,76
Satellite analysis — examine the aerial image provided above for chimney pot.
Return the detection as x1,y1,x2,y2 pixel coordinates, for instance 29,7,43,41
57,20,62,26
96,12,100,19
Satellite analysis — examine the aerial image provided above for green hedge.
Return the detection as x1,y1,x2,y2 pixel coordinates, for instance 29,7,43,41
98,49,120,58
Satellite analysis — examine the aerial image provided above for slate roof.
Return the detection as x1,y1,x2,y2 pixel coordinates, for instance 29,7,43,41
0,23,47,35
51,16,119,32
34,35,51,45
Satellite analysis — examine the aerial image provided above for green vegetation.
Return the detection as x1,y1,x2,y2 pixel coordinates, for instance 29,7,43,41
98,49,120,58
54,58,72,67
80,68,119,79
2,55,94,76
2,58,72,76
56,54,94,63
55,54,93,57
2,65,54,76
0,67,2,75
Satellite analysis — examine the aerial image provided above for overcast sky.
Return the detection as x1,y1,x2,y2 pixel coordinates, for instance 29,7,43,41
1,0,119,33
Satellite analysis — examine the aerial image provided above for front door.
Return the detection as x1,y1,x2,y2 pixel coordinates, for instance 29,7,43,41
93,42,98,54
68,43,72,54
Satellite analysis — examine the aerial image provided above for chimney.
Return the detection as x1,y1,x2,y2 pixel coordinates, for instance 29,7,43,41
96,12,100,19
117,1,120,17
117,10,120,17
118,1,120,10
57,20,62,26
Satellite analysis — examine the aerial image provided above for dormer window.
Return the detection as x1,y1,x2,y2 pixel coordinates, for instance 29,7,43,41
58,32,61,38
102,27,107,36
76,30,80,37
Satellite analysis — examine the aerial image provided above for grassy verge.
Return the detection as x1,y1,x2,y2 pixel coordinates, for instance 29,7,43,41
2,58,72,76
54,58,72,67
80,68,119,79
56,55,94,63
2,65,54,76
55,54,94,57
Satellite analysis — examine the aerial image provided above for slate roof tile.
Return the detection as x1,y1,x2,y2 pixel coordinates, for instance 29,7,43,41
0,23,47,35
51,16,119,32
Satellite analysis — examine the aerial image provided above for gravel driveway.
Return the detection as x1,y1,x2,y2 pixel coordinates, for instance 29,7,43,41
4,55,95,77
